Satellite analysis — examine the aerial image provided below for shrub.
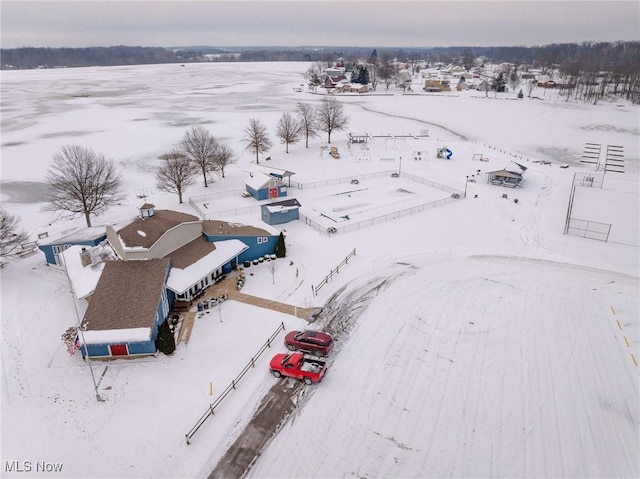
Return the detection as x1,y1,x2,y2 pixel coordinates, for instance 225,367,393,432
156,320,176,355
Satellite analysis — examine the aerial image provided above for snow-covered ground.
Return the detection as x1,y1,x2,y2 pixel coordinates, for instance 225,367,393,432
1,62,638,478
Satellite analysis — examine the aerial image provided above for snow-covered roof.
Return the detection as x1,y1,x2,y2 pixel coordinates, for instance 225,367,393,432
263,198,301,213
80,327,152,345
251,165,295,178
245,172,286,190
38,226,106,246
166,239,248,294
60,244,117,299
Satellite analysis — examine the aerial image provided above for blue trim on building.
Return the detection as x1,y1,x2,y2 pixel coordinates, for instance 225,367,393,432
38,236,107,265
203,234,277,263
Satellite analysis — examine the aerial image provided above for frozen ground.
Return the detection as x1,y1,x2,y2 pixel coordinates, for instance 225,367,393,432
1,62,638,478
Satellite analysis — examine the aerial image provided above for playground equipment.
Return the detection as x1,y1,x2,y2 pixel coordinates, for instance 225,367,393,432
330,146,340,159
437,146,453,159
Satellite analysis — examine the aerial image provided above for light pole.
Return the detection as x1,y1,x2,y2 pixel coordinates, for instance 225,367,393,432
398,156,402,176
464,176,468,198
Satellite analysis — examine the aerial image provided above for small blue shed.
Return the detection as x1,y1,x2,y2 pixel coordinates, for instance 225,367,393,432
261,199,301,225
38,227,107,265
245,172,287,201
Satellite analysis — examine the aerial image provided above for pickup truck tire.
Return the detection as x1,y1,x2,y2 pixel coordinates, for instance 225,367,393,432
271,370,282,378
303,377,313,386
286,344,295,351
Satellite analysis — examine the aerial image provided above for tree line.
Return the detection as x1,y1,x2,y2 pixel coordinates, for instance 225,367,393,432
3,42,639,75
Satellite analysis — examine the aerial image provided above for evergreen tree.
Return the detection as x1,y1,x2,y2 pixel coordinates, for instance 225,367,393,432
156,320,176,355
350,63,370,84
275,231,286,258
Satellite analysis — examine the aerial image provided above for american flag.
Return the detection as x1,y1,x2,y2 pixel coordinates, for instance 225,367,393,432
68,337,80,356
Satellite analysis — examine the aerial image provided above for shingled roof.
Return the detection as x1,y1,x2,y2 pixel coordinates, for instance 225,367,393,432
82,258,170,332
117,210,200,249
202,220,271,237
165,235,217,269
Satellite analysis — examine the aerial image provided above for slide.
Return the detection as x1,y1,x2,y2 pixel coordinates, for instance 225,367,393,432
446,148,452,159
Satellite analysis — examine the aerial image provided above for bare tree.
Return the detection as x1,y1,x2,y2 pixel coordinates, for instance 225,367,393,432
0,208,29,258
243,118,272,164
378,52,396,92
276,112,302,153
211,143,235,178
296,102,318,148
44,145,125,227
181,125,218,187
156,149,198,203
316,98,348,143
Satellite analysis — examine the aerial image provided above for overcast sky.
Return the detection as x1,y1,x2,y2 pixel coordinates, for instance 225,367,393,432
2,1,639,49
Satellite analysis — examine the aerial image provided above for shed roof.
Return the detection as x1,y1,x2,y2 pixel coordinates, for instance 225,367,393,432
488,169,523,179
82,258,170,332
245,172,286,190
253,165,295,178
263,198,302,212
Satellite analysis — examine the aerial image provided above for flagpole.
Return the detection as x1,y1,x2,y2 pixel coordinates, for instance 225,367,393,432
60,250,105,403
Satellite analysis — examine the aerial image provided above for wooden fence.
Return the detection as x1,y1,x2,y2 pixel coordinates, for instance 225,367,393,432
185,321,286,444
312,248,356,297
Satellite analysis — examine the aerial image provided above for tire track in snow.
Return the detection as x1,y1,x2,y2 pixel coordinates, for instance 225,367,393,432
214,266,416,479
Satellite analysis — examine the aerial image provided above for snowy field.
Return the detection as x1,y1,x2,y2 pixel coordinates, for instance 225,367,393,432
1,62,639,478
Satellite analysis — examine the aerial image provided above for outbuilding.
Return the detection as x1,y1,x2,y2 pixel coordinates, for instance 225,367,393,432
245,172,287,200
261,199,301,225
487,162,527,188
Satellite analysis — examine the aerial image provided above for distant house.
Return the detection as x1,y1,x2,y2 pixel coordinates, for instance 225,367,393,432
423,79,450,92
487,162,528,188
245,172,288,200
79,258,171,359
38,227,107,266
261,199,301,225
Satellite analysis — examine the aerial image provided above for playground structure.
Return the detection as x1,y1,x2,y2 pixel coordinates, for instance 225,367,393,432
437,146,453,159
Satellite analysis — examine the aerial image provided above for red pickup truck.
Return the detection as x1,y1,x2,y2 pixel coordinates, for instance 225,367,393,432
269,352,327,385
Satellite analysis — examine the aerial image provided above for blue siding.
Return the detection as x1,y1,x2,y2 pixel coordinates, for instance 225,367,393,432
204,234,276,263
81,260,171,359
81,343,109,358
262,207,299,225
127,341,156,355
246,185,287,201
38,235,106,265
